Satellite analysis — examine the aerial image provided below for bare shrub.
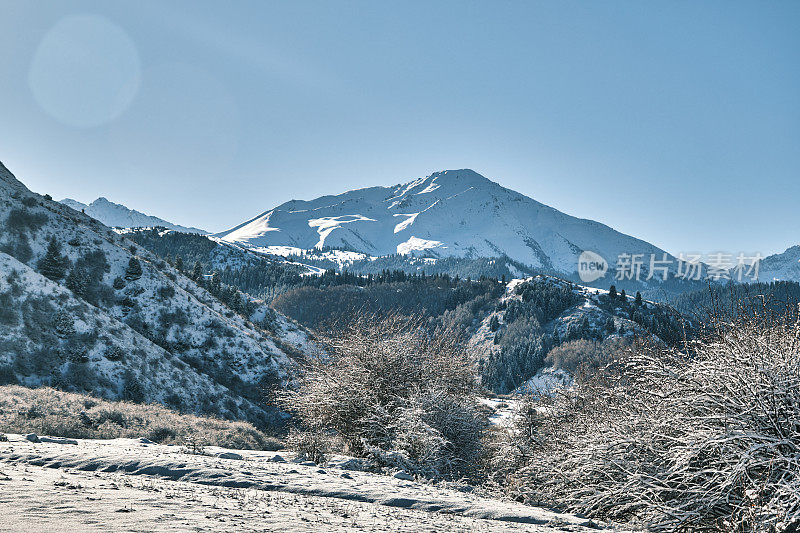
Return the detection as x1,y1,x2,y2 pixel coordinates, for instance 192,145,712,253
543,336,632,374
280,315,487,480
497,316,800,532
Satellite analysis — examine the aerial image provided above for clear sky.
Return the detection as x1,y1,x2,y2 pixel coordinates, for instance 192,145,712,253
1,1,798,256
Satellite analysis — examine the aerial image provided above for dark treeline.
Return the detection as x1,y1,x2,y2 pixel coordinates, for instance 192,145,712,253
272,276,506,330
671,280,800,323
127,229,509,304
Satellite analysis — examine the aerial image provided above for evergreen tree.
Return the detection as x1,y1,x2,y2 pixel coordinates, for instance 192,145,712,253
125,257,143,281
620,289,627,301
113,276,126,290
174,256,184,272
65,266,89,297
609,285,618,299
210,271,222,294
635,291,643,306
191,261,203,282
37,237,69,281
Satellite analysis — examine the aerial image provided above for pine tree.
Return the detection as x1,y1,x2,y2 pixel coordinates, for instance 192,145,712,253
210,271,221,295
174,256,184,272
191,261,203,282
65,266,89,297
620,289,627,301
609,285,618,299
125,257,142,281
635,291,643,306
37,237,69,281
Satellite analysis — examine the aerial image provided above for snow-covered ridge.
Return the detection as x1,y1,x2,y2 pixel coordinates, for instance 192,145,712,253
216,169,672,275
61,197,206,234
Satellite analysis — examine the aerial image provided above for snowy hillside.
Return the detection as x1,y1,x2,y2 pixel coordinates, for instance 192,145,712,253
758,245,800,282
0,252,275,421
61,197,205,234
217,169,671,275
0,161,312,428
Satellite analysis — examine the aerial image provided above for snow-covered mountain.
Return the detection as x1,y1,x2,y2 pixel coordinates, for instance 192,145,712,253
61,197,205,234
757,246,800,282
216,169,670,275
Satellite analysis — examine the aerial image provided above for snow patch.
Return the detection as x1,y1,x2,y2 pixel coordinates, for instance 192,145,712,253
397,237,445,255
308,215,376,249
393,213,419,233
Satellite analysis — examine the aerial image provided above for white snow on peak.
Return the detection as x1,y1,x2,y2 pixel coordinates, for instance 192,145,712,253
222,210,281,243
60,197,205,234
216,169,673,275
415,177,440,195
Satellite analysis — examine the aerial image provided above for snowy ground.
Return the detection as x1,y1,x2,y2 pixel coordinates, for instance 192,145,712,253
0,434,615,532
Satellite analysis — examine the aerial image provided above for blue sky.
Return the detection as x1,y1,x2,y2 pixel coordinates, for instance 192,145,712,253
1,1,798,255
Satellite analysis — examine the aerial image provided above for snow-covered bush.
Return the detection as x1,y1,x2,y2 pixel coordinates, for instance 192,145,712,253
280,315,487,481
499,319,800,532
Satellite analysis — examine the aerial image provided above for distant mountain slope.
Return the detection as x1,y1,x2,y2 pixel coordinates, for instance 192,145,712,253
61,197,206,234
0,161,310,429
758,245,800,282
216,169,671,275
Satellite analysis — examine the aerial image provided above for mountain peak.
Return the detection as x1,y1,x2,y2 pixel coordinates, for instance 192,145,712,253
426,169,493,186
59,196,206,234
218,169,669,274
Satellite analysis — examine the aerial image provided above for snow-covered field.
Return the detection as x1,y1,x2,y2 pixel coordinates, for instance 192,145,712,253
0,433,613,532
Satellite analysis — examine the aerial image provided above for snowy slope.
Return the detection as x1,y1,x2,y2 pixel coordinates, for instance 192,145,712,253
0,252,273,421
0,161,312,428
61,197,206,234
216,169,671,275
0,434,608,532
757,245,800,282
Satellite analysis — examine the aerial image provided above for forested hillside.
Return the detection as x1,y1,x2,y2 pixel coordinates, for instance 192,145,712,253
671,280,800,321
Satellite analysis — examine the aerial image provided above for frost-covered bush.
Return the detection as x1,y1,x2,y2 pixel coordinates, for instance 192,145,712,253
5,207,47,235
1,233,33,263
0,291,19,326
52,310,76,338
280,315,486,481
499,319,800,532
0,365,16,385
